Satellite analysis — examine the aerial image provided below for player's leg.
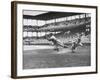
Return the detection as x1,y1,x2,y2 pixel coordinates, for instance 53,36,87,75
55,45,59,51
71,42,76,53
71,46,76,53
79,42,83,47
54,43,59,51
58,41,68,48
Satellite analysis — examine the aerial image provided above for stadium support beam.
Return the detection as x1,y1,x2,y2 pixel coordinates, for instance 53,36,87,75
79,15,81,19
45,20,47,26
54,18,56,24
26,19,28,38
85,13,87,29
65,17,67,21
36,20,38,39
27,31,28,37
32,32,34,38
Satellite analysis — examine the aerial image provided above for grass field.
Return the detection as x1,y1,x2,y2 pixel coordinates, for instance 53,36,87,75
23,45,91,69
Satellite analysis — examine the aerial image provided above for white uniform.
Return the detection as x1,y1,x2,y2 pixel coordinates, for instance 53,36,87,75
47,35,68,51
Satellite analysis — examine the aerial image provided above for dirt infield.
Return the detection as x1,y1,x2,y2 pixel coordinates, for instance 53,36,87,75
23,45,90,69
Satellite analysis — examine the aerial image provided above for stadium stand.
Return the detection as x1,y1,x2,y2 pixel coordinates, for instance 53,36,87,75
23,13,91,45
